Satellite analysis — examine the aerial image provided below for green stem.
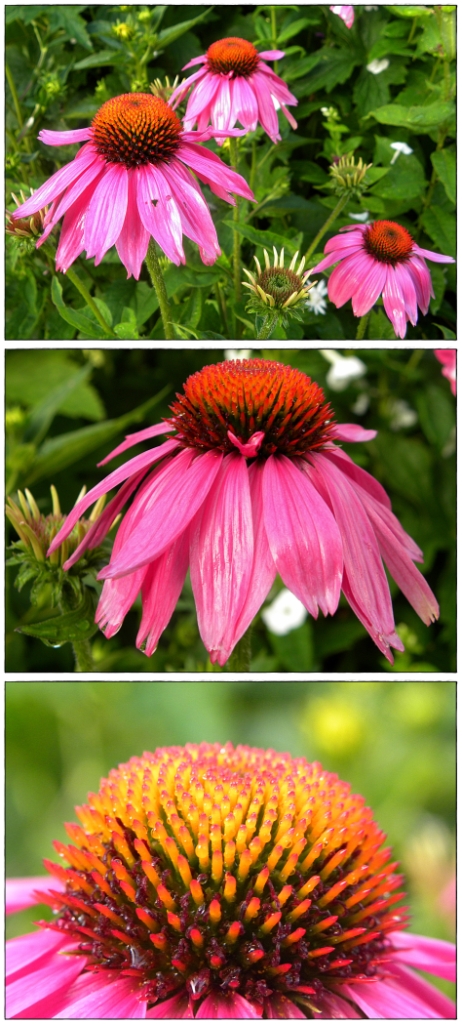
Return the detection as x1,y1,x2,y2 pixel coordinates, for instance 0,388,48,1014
6,62,32,158
257,310,279,340
72,639,96,672
145,238,174,340
304,193,350,262
229,138,242,308
227,627,252,672
355,312,369,340
65,265,116,337
215,281,229,336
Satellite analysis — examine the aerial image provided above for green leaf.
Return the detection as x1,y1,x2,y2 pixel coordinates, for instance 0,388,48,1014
6,351,104,422
267,620,314,671
47,7,92,50
277,18,311,43
369,101,455,132
370,154,426,200
222,220,303,257
156,7,214,48
421,205,455,258
114,308,140,340
17,589,98,645
373,434,433,505
435,325,456,340
415,384,455,449
292,48,360,94
367,309,397,340
51,277,110,339
23,364,92,446
431,146,456,205
384,6,433,17
26,389,171,486
74,49,123,70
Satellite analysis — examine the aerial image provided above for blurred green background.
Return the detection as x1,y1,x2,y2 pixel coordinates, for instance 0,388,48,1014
6,348,456,672
6,680,455,1003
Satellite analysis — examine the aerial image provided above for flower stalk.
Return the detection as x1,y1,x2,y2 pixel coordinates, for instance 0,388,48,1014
304,193,350,261
145,238,174,340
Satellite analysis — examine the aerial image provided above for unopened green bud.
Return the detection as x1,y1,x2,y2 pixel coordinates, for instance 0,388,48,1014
329,152,372,197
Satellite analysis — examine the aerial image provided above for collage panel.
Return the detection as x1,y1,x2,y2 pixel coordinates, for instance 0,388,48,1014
6,680,456,1018
6,347,456,676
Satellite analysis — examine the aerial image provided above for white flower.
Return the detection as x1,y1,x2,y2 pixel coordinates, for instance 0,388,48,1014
262,589,307,636
305,279,328,315
388,398,418,431
352,393,370,415
349,211,370,222
366,59,390,75
320,350,367,391
390,141,414,165
225,349,253,361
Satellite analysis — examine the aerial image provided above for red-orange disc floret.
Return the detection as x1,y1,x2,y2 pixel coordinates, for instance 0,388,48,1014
206,37,260,77
91,94,183,168
38,743,407,1014
364,220,414,265
167,359,336,457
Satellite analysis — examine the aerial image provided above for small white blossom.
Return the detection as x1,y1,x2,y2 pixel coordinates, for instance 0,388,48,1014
349,211,370,222
388,399,418,431
321,350,367,391
367,59,390,75
352,393,370,415
305,279,328,315
262,589,307,636
390,141,414,165
225,349,253,361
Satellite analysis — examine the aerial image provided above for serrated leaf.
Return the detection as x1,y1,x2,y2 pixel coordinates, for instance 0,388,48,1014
431,146,456,205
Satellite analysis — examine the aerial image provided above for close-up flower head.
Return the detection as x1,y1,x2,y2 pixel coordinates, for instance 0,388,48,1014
6,741,456,1019
170,38,297,144
45,357,439,668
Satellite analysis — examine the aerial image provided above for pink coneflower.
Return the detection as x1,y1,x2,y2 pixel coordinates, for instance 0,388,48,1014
10,94,254,278
6,743,456,1019
330,5,355,29
435,350,456,395
47,359,439,666
311,221,455,339
170,38,297,144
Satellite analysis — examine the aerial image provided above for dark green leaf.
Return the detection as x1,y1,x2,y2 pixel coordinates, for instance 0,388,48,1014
415,384,455,449
431,146,456,205
369,101,455,132
23,364,92,446
156,7,214,48
17,589,98,645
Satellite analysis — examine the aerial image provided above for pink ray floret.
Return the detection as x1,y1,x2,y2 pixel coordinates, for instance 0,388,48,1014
312,220,454,339
45,359,439,667
170,37,297,144
434,349,456,395
330,5,355,29
11,93,254,278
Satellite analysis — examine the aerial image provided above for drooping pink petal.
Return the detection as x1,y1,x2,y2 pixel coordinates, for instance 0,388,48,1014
177,141,255,202
412,244,454,263
262,455,343,618
53,970,148,1018
136,530,190,656
6,877,64,914
315,988,362,1018
253,71,281,141
6,928,73,981
306,453,396,640
324,229,365,253
6,942,84,1017
365,500,439,625
341,966,455,1019
47,438,178,557
392,261,418,325
382,264,408,338
258,49,286,60
99,449,222,579
265,992,307,1017
328,251,386,314
55,177,100,272
147,990,193,1017
190,454,254,665
84,163,128,264
99,422,175,465
387,963,456,1018
37,157,105,239
160,158,221,264
434,349,456,394
232,75,259,129
322,448,392,510
408,255,433,314
64,469,149,570
95,486,149,636
310,245,365,275
11,143,101,218
182,54,208,69
181,72,222,126
116,169,150,279
196,991,262,1018
341,569,404,663
350,256,388,317
142,162,186,264
330,424,377,443
38,127,93,145
390,930,455,982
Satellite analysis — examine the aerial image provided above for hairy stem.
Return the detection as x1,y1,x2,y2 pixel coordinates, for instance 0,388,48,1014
257,310,279,340
145,238,174,340
355,312,370,340
304,194,350,262
72,639,96,673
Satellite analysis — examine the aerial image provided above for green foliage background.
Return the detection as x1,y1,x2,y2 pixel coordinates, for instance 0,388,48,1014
6,4,456,341
6,347,456,673
6,679,456,1002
